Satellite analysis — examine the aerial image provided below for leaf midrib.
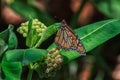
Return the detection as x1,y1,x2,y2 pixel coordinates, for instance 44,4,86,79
80,19,120,40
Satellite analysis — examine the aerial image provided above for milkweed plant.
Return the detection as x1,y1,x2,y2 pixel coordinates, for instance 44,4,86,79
17,19,63,78
0,18,120,80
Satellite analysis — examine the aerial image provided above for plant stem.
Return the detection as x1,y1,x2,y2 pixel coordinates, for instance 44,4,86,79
70,0,88,28
27,68,33,80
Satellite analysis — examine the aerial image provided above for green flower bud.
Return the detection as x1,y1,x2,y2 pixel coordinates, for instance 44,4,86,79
47,63,53,67
35,25,39,29
23,26,27,30
17,19,47,38
32,25,36,28
50,54,55,58
47,57,51,61
46,68,50,73
21,23,27,26
24,28,28,33
54,51,59,56
19,27,22,30
38,33,42,37
53,63,57,68
41,25,46,28
19,29,24,34
34,19,38,22
52,59,56,63
23,33,27,37
49,48,56,54
36,29,42,33
41,24,45,27
42,29,45,32
56,55,61,59
49,67,54,70
45,48,63,75
35,48,63,78
57,58,63,64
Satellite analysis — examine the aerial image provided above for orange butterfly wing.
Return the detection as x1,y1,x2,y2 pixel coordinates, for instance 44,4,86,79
55,26,73,50
55,20,86,55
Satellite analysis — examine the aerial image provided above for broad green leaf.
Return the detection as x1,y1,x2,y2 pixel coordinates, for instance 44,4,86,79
2,57,22,80
0,25,17,56
0,38,8,56
26,19,35,47
9,1,54,26
34,23,60,48
0,26,12,43
48,19,120,63
92,0,120,18
4,48,48,66
1,48,48,80
8,25,18,49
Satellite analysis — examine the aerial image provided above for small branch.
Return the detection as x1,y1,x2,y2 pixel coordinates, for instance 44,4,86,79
34,39,42,48
27,68,33,80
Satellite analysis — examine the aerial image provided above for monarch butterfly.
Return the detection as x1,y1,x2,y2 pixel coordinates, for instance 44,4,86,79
55,20,86,55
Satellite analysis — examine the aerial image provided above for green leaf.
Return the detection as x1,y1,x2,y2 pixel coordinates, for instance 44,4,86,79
0,25,17,56
26,19,42,47
1,48,48,80
0,26,11,43
9,1,54,26
8,25,18,49
0,38,8,56
92,0,120,18
4,48,48,66
26,19,39,47
48,19,120,63
30,30,39,47
2,57,22,80
34,23,60,48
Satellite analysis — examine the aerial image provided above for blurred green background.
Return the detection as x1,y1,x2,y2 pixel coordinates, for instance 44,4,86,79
1,0,120,80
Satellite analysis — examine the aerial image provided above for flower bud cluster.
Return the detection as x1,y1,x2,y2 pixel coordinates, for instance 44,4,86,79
17,19,47,37
45,48,63,73
35,48,63,78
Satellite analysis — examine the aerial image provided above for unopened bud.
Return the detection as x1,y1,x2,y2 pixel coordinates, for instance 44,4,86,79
23,33,27,37
53,63,57,68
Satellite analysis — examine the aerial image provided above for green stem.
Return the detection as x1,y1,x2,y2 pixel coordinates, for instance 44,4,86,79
27,68,33,80
34,40,42,48
70,0,88,28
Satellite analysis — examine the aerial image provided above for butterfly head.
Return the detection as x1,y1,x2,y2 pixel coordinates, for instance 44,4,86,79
61,20,67,27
